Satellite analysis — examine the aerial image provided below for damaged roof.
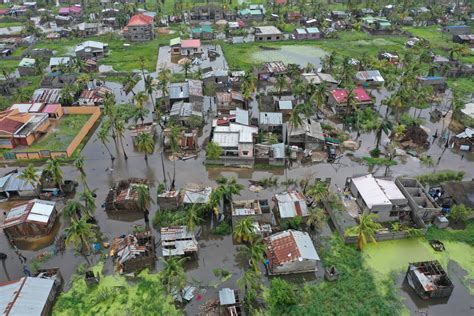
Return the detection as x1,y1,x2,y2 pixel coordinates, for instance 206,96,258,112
2,199,56,229
274,191,308,218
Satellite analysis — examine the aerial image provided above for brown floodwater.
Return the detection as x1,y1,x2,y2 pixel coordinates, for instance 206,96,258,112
0,80,472,315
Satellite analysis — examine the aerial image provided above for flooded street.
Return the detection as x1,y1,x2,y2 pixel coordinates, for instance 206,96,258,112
0,75,473,315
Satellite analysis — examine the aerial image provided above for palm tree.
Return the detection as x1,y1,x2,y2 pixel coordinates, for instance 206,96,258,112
287,105,303,144
135,132,155,161
79,189,96,218
134,91,149,123
167,123,183,189
306,207,327,231
449,44,469,61
233,217,256,243
237,269,260,308
19,164,40,197
238,240,265,273
122,72,138,96
97,122,115,161
63,200,85,221
181,60,192,79
45,158,63,192
306,181,328,202
65,218,96,264
216,176,244,204
158,68,172,108
135,184,152,226
74,156,89,189
345,213,382,250
275,75,287,99
144,74,156,109
184,204,202,233
322,51,336,73
311,82,327,115
114,119,128,160
241,72,257,109
344,87,358,126
161,257,187,294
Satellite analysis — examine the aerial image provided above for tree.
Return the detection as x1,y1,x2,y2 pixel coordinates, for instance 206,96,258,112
311,82,327,114
181,60,192,79
305,181,328,202
122,72,139,96
19,164,40,197
114,119,128,160
241,72,257,109
134,91,149,125
184,204,202,233
265,278,297,311
135,184,152,226
233,217,256,243
275,75,287,98
206,141,222,160
216,176,244,203
238,240,265,273
74,156,89,189
144,74,156,109
79,189,96,218
306,207,327,231
345,213,382,250
158,68,172,108
63,200,85,221
161,257,187,294
449,44,469,61
97,122,115,161
60,84,77,106
450,204,471,224
45,158,63,191
65,217,96,261
135,132,155,161
167,123,183,189
287,105,303,144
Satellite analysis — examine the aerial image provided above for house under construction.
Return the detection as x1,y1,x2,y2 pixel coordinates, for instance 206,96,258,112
406,260,454,299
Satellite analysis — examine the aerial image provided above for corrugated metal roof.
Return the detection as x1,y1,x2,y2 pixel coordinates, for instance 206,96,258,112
233,107,248,126
351,174,392,209
278,100,293,110
260,112,282,125
275,191,308,218
219,288,236,306
355,70,384,83
0,277,55,315
213,131,239,147
183,187,212,204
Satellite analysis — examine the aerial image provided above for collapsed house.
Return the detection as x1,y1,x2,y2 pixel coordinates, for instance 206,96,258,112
110,231,156,274
264,230,320,275
273,191,308,221
1,199,58,239
231,199,272,228
406,261,454,299
157,190,181,210
182,186,212,205
0,268,62,316
161,226,198,257
105,178,149,213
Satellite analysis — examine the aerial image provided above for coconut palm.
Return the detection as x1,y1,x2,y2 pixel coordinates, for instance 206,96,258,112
134,91,149,124
306,181,328,202
161,257,187,294
238,240,265,273
135,184,152,226
63,200,85,221
79,189,96,218
122,72,138,96
181,60,192,79
275,75,287,99
344,87,358,126
19,164,40,197
65,217,96,264
449,44,469,61
74,156,89,189
233,217,256,243
311,82,327,114
216,176,244,204
241,72,257,109
287,105,303,144
184,204,202,233
158,68,172,108
135,132,155,161
97,122,115,161
144,74,156,109
114,119,128,160
45,158,63,191
345,213,382,250
322,51,336,73
306,207,327,231
167,123,183,189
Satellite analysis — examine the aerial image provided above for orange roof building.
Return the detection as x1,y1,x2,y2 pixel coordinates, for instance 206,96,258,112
124,14,154,41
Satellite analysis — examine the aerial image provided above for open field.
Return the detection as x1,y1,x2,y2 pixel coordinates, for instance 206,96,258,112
20,114,91,152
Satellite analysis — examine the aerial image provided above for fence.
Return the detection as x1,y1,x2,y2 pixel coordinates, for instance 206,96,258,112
3,107,101,161
205,156,254,167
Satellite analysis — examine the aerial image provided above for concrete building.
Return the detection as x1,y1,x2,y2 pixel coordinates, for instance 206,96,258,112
328,87,373,114
180,39,202,56
161,226,198,257
254,26,283,42
74,40,108,59
17,58,37,76
288,118,326,150
231,199,272,227
264,230,320,275
1,199,57,239
212,123,258,159
124,14,154,41
349,174,409,222
273,191,308,220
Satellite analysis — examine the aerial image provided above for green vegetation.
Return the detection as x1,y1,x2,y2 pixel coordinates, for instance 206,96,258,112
447,77,474,96
0,75,42,111
21,115,90,152
0,21,23,28
426,219,474,246
211,221,232,235
416,170,464,186
53,263,180,315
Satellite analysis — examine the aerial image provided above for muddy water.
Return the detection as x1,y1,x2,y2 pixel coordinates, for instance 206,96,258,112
251,45,328,68
0,78,472,315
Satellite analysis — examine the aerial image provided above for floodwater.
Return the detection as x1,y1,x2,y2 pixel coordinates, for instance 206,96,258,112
251,45,328,68
0,70,473,315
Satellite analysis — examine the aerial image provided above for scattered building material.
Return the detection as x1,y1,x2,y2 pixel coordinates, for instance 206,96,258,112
406,261,454,299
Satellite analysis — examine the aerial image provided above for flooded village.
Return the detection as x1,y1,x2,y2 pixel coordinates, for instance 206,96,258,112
0,0,473,315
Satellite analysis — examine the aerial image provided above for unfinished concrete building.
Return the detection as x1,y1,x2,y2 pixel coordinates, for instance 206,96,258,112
395,178,441,222
110,231,156,274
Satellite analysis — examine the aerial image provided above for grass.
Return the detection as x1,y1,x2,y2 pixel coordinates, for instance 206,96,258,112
0,58,20,73
20,114,91,152
0,21,23,28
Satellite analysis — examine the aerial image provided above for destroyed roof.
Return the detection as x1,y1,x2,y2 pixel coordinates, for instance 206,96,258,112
275,191,308,218
0,276,55,315
183,187,212,204
2,199,56,229
260,61,287,74
232,200,262,216
110,233,154,265
161,226,198,256
264,230,319,268
259,112,283,125
31,88,62,104
460,103,474,119
170,101,202,118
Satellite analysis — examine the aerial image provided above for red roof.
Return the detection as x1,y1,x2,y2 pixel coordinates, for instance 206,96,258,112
331,87,372,104
0,118,23,134
265,233,301,267
42,103,61,114
127,14,154,27
181,39,201,49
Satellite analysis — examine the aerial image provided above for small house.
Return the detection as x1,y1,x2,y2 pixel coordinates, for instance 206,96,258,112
285,11,301,23
288,118,326,150
157,80,204,109
239,5,265,22
442,25,470,36
0,171,42,199
331,10,348,20
254,26,283,42
231,199,272,228
273,191,308,220
218,288,243,316
48,56,72,72
169,101,203,127
451,34,473,45
355,70,384,86
31,88,62,104
105,178,149,213
157,190,181,210
1,199,57,239
74,40,108,59
416,76,447,92
182,186,212,205
18,58,37,76
257,61,287,81
78,86,113,107
180,39,202,56
328,87,373,114
293,28,307,40
161,226,198,257
259,112,283,133
406,261,454,299
163,128,198,151
264,230,320,275
191,24,213,40
212,124,258,159
74,23,99,37
41,103,64,119
215,91,245,114
170,37,181,55
110,231,156,274
254,143,286,166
